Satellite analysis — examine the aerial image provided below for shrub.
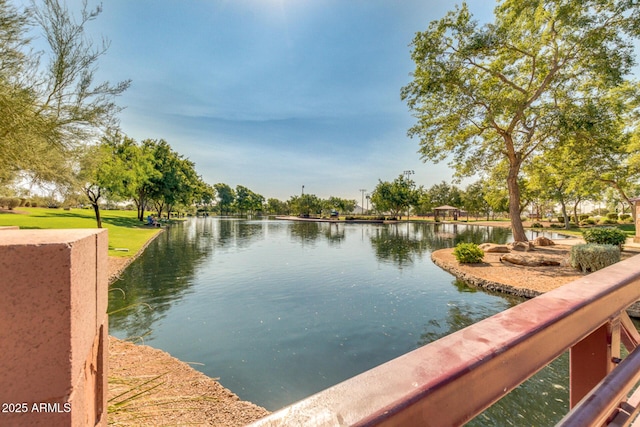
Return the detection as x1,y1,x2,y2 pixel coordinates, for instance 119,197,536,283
453,243,484,264
531,222,543,228
599,218,618,225
619,214,631,222
580,218,596,225
6,198,20,210
582,227,627,248
570,244,620,273
606,212,619,220
557,216,566,223
579,214,590,221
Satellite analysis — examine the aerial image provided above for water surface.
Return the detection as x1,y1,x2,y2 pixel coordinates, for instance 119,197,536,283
109,218,569,423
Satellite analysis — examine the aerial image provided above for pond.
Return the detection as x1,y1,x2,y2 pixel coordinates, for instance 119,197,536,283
109,218,570,424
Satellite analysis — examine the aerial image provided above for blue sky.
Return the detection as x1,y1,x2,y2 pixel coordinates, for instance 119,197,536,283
52,1,499,201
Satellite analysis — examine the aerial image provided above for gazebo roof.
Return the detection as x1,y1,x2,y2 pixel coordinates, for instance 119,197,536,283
434,205,460,210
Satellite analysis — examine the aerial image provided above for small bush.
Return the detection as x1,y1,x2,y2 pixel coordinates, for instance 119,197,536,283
557,216,566,223
550,223,563,229
599,218,618,225
606,212,619,220
453,243,484,264
570,244,620,273
580,218,596,225
531,222,543,228
7,198,20,210
582,227,627,248
579,214,590,221
619,214,631,222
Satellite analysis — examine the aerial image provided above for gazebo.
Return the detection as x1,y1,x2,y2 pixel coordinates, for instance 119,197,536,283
434,205,461,221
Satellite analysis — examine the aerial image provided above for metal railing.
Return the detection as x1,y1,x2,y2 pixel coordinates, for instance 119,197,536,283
249,254,640,426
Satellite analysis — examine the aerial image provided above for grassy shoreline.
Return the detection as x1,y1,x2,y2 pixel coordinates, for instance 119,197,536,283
0,207,163,257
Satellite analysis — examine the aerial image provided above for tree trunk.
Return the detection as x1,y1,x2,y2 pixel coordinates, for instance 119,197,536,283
572,198,581,224
559,199,569,229
507,163,527,241
92,202,102,228
84,186,102,228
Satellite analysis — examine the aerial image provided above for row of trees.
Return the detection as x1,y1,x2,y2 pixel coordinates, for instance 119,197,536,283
206,184,357,217
77,134,213,227
369,172,637,225
401,0,640,241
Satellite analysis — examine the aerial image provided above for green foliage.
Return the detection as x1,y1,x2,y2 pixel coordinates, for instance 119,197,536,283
570,244,621,273
453,243,484,264
370,174,418,218
582,227,627,248
0,197,21,209
531,222,543,228
599,218,618,225
606,212,619,220
581,218,596,225
579,214,590,221
0,0,129,186
619,214,632,222
401,0,640,242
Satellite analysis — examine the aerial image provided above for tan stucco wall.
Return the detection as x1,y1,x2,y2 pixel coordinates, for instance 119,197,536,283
0,229,108,426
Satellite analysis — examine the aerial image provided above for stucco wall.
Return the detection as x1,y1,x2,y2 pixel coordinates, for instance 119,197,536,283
0,229,108,426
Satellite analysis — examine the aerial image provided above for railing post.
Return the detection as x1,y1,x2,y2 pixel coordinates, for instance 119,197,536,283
0,229,109,426
570,319,620,408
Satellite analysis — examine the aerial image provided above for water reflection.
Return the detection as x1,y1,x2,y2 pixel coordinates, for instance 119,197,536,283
109,220,214,339
417,287,521,346
369,224,429,268
108,218,571,422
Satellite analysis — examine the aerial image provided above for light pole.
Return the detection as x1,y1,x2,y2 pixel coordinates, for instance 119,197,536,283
402,170,415,221
302,185,304,196
366,194,370,215
359,189,366,215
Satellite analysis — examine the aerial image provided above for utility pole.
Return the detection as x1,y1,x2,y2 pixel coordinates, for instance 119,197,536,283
359,189,366,215
403,170,415,221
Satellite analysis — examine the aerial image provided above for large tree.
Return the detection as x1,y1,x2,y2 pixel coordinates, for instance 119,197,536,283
370,174,418,219
401,1,640,241
0,0,129,187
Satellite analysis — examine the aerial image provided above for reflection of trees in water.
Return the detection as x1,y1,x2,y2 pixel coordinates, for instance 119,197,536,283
369,224,430,268
418,287,522,347
430,223,511,248
287,222,346,245
368,223,511,267
323,223,346,245
216,219,264,248
109,219,216,338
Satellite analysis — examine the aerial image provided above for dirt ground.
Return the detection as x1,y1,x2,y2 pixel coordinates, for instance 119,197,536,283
108,337,269,426
431,243,639,298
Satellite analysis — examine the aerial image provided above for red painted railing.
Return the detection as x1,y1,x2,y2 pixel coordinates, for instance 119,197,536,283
249,254,640,426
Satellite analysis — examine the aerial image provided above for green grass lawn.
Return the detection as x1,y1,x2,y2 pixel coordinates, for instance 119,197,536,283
0,207,161,257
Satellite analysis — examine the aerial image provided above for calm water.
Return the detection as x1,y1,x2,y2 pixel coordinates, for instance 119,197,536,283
109,218,569,424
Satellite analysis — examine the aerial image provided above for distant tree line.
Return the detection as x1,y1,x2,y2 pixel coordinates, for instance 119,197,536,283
208,184,357,217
